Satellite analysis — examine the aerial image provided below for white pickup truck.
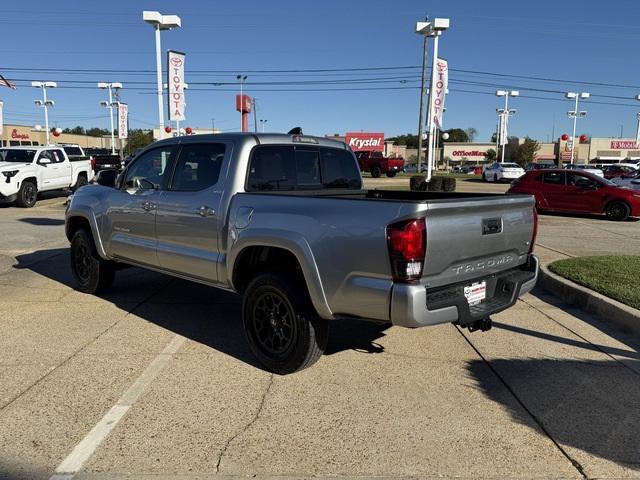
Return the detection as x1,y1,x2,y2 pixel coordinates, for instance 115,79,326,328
0,145,93,207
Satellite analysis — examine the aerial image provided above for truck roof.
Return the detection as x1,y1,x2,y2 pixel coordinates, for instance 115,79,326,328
152,132,348,150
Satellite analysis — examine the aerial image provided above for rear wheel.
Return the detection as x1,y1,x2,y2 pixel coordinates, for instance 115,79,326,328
70,229,115,294
370,165,382,178
72,173,88,192
243,273,328,374
16,180,37,208
605,201,630,221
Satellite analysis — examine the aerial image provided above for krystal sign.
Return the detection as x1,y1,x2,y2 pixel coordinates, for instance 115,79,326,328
167,50,186,121
345,132,384,152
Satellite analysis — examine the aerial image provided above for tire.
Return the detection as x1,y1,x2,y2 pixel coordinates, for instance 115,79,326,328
243,273,328,375
70,229,115,294
443,177,456,192
409,175,426,191
72,174,88,192
605,201,630,221
370,166,382,178
386,170,397,178
494,174,499,182
16,180,38,208
482,173,487,182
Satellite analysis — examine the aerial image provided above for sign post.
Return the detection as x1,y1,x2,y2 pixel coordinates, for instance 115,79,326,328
167,50,186,134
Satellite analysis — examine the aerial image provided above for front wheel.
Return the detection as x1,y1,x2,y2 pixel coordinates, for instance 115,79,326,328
16,180,37,208
605,201,630,221
70,229,115,294
386,170,397,178
243,273,328,374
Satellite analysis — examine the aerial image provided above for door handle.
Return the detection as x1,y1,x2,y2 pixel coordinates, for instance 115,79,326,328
198,205,215,217
141,201,155,212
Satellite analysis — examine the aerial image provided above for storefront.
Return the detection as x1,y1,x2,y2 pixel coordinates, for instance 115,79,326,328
442,143,494,164
0,124,116,149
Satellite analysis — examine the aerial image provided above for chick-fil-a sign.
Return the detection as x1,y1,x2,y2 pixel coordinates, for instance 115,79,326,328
167,50,186,121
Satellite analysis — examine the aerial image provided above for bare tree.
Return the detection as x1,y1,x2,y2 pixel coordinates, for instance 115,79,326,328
465,127,478,142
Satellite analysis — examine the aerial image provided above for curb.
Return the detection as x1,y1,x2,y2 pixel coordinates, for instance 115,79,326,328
537,264,640,336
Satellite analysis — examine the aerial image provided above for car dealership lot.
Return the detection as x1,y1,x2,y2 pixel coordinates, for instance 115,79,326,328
1,192,639,479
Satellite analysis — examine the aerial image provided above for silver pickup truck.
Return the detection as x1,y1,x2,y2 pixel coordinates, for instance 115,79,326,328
65,133,538,374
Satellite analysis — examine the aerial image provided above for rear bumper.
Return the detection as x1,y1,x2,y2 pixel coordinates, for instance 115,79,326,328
390,255,539,328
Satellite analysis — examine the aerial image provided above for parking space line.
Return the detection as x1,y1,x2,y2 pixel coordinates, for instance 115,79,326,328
49,334,186,480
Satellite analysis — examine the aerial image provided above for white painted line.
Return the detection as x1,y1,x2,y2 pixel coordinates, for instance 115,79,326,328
49,335,186,480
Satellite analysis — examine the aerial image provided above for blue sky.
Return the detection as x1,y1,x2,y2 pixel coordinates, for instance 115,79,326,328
2,0,640,142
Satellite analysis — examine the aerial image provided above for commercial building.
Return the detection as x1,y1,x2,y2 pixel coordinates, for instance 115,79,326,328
1,123,119,149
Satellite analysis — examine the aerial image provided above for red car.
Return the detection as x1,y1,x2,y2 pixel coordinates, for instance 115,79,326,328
602,164,638,180
507,169,640,221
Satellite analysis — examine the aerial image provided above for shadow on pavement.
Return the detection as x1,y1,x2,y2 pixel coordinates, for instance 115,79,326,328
17,218,65,226
12,248,390,371
467,356,640,471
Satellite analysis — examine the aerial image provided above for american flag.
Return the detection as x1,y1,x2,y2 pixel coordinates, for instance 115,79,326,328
0,74,16,90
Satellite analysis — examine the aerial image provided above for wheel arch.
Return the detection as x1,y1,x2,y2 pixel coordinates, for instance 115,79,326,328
65,210,109,259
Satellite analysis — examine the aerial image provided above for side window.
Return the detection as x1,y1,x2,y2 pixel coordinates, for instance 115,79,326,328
37,150,53,163
542,172,564,185
51,150,65,163
170,143,226,191
320,147,362,189
247,146,295,191
124,146,175,190
568,173,597,187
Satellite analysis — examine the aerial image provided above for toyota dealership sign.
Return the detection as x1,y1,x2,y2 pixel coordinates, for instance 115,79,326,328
345,132,384,152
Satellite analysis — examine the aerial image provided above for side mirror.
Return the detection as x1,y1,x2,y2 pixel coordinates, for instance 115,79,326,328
95,169,119,188
37,157,52,165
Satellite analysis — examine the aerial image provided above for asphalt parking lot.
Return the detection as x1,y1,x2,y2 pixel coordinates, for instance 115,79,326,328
1,183,639,479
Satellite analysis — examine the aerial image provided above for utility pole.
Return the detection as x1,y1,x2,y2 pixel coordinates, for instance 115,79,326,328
416,23,429,172
211,118,215,133
252,98,258,133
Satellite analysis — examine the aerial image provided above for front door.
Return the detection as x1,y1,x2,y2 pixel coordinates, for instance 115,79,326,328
36,150,60,189
104,145,176,266
155,142,228,282
564,172,602,213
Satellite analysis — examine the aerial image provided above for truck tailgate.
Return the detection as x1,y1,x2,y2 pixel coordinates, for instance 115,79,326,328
422,194,535,288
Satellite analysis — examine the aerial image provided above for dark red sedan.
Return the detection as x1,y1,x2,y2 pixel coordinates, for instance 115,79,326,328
507,169,640,221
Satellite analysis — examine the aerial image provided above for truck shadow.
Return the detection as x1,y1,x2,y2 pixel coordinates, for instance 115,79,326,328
467,356,640,471
12,248,390,371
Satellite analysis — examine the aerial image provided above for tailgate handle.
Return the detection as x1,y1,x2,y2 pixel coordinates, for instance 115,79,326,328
482,218,502,235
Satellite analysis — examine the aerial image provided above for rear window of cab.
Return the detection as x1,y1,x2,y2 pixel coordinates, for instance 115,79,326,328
246,145,362,191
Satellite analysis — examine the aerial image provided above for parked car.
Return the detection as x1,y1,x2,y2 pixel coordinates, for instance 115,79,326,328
565,163,604,177
610,170,640,189
620,160,640,169
66,133,539,374
65,145,122,173
482,162,525,182
602,164,638,179
525,162,556,171
403,164,427,174
0,146,93,207
507,169,640,221
355,150,405,178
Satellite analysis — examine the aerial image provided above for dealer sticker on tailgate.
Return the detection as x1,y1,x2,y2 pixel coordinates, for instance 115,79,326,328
464,281,486,306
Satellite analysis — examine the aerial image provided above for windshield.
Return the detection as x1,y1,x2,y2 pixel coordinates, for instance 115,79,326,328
0,149,37,163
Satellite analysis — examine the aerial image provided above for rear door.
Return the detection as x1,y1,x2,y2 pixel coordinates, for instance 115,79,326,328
155,142,229,282
104,145,176,266
539,171,566,210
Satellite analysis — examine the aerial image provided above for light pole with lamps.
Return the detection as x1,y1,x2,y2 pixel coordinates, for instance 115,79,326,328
98,82,122,154
417,17,450,182
565,91,589,164
143,11,181,140
414,17,430,173
259,119,268,132
495,90,519,163
634,95,640,147
236,75,247,131
32,81,56,145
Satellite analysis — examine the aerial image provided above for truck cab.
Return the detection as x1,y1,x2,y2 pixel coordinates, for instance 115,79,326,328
355,150,405,178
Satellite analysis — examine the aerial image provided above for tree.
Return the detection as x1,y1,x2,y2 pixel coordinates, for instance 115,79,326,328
387,134,419,149
85,127,110,137
514,137,540,166
485,148,497,161
124,129,154,155
464,127,478,142
62,126,86,135
441,128,469,143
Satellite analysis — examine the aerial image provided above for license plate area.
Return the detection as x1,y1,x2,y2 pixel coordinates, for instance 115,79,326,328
464,281,486,306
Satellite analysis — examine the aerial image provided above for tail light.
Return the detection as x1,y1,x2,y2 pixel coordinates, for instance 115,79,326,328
386,218,426,282
90,156,96,171
529,207,538,254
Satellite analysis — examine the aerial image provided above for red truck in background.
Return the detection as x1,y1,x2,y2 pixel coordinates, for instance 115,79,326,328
355,151,405,178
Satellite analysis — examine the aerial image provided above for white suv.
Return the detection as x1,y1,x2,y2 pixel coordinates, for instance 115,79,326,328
482,162,525,182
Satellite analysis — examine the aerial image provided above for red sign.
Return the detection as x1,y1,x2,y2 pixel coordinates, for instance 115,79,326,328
451,150,486,157
235,94,251,113
345,132,384,152
11,129,29,140
610,140,638,149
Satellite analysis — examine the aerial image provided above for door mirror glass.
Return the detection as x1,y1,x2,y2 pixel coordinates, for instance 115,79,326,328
95,169,118,188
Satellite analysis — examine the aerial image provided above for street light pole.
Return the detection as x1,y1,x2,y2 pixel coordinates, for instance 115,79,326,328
32,81,56,145
496,90,519,163
237,75,247,131
565,91,589,164
98,82,122,154
415,21,429,172
143,11,181,140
